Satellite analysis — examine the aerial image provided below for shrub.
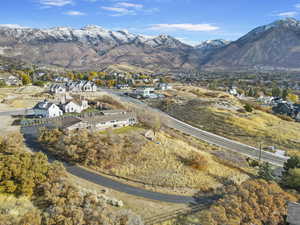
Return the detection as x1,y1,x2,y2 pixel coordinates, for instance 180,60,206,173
244,103,253,112
179,179,297,225
276,114,294,122
187,153,208,171
33,81,45,87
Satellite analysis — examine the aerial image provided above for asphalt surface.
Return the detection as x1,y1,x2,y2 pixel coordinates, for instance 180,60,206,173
0,108,32,116
20,125,211,204
102,88,289,167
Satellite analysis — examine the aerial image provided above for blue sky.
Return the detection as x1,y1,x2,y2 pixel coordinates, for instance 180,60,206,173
1,0,300,45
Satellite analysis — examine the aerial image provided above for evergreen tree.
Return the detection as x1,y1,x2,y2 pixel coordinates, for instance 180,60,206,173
272,86,281,97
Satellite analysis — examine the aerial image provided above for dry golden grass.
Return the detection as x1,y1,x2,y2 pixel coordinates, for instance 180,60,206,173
0,194,38,218
106,64,154,74
111,131,249,191
155,85,300,153
0,86,45,109
210,107,300,151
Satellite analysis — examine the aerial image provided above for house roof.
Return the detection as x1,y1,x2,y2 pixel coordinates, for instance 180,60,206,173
59,117,83,129
100,110,126,115
81,112,136,124
33,101,56,110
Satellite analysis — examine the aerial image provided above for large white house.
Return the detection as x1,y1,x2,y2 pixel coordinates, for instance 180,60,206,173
61,100,89,113
62,111,137,131
66,81,97,92
33,100,63,118
50,84,67,94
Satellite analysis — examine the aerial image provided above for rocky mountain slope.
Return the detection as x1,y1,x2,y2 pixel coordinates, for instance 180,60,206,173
1,18,300,71
0,25,199,71
203,18,300,71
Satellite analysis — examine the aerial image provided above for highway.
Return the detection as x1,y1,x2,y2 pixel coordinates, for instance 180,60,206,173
102,88,289,167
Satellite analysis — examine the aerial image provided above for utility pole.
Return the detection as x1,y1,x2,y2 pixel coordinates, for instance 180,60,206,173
259,142,262,162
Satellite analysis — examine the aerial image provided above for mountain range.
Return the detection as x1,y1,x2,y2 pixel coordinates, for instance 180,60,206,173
0,18,300,72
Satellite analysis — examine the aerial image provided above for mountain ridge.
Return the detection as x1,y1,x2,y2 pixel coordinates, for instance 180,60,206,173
203,18,300,71
1,18,300,72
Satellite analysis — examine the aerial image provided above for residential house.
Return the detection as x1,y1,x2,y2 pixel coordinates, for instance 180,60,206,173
66,81,97,92
50,84,67,94
61,99,89,113
257,96,274,105
33,100,63,118
272,102,295,116
156,83,172,91
134,87,156,98
63,111,137,131
5,75,22,86
116,84,129,90
228,86,239,96
54,77,70,83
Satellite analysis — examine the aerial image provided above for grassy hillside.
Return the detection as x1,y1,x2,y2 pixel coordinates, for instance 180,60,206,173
151,86,300,154
39,126,253,194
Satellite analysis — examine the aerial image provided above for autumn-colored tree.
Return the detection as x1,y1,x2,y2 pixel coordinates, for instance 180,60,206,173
88,71,97,81
287,93,299,103
107,80,116,87
19,71,32,85
178,179,297,225
0,132,143,225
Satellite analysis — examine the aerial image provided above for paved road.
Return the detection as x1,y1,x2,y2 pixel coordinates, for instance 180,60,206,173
21,125,216,204
0,108,33,116
102,88,289,167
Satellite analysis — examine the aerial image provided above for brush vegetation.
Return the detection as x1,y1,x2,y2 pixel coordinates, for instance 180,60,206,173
39,127,250,192
0,133,142,225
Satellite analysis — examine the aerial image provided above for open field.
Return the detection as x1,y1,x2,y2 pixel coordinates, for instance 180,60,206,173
109,130,251,193
149,86,300,154
0,86,46,110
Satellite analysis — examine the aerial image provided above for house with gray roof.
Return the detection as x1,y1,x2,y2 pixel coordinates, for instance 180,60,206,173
63,111,137,131
33,100,63,118
61,99,89,113
50,84,66,94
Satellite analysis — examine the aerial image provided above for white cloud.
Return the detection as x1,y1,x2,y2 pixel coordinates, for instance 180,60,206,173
101,6,136,16
149,23,219,32
64,10,86,16
277,11,298,17
38,0,73,7
295,3,300,8
101,1,157,16
116,2,143,9
0,24,29,29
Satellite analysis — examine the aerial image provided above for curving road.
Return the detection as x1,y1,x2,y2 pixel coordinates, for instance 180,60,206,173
20,125,211,204
102,88,289,167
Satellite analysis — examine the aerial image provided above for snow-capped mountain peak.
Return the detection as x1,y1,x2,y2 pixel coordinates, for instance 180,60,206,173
196,39,230,50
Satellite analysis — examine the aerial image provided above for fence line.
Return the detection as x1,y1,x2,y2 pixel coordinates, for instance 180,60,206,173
144,204,207,225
